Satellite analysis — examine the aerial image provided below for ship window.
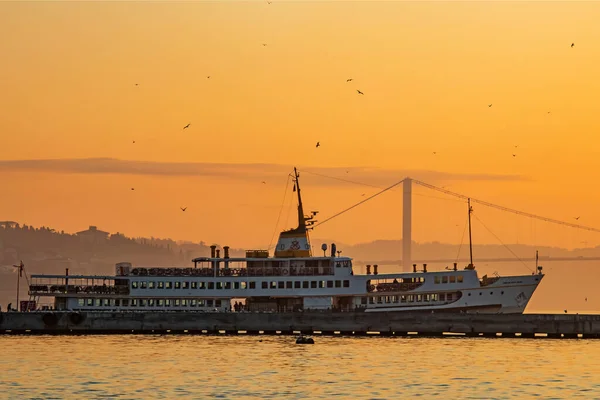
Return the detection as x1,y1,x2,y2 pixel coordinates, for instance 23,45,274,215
131,299,138,306
278,281,285,289
249,282,256,289
183,282,189,289
78,299,85,306
262,282,268,289
501,291,504,295
377,296,383,304
294,281,301,289
392,296,399,303
335,280,341,288
149,281,155,289
110,299,116,306
175,299,180,306
165,299,171,306
241,282,247,289
302,281,309,289
449,276,456,283
319,281,325,288
457,275,464,283
132,281,138,289
468,293,471,296
401,295,407,303
431,294,438,301
217,281,224,289
181,299,188,306
158,282,164,289
148,299,155,306
215,300,222,307
327,281,334,288
286,281,292,289
479,292,482,296
115,299,121,306
271,282,277,289
191,282,197,289
208,282,215,290
490,292,493,295
122,299,129,307
434,276,441,284
198,299,205,307
408,295,414,303
207,299,213,307
424,294,430,302
369,297,375,304
361,297,367,305
141,299,147,306
224,282,231,290
417,295,422,302
447,294,453,301
440,293,445,301
199,282,205,289
175,282,181,289
442,276,448,284
343,280,349,288
166,282,173,289
191,299,197,307
158,299,165,306
141,282,148,289
234,282,240,290
311,281,317,289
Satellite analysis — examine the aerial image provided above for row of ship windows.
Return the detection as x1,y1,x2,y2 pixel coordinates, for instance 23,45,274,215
77,298,224,308
361,293,454,304
434,275,464,284
131,280,351,290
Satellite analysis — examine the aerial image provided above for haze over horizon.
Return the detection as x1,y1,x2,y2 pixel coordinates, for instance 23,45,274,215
2,1,600,251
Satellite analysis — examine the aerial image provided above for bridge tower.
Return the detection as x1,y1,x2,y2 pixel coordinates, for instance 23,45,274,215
402,178,412,272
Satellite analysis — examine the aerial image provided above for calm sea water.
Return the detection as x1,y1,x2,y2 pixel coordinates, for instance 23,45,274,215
1,335,599,399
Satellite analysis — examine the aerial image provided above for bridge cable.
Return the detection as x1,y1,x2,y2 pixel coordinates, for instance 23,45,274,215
414,180,600,233
312,178,406,229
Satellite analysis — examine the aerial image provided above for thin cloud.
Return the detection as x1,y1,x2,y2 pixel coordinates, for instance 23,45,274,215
0,158,527,185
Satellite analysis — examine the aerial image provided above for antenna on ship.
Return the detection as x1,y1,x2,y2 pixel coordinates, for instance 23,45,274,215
467,198,475,270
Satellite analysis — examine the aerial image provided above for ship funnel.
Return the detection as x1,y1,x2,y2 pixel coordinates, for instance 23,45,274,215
210,245,217,258
224,246,230,259
373,265,378,275
331,243,337,257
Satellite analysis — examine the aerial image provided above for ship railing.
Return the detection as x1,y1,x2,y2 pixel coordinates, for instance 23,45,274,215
367,282,424,293
29,284,129,295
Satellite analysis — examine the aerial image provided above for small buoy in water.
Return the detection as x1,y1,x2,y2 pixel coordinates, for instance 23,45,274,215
296,335,314,344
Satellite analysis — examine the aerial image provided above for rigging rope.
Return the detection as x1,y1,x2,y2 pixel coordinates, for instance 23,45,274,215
472,213,534,272
455,217,469,264
267,173,292,251
312,178,406,229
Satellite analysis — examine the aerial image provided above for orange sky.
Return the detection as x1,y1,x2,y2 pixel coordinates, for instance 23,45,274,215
1,1,600,250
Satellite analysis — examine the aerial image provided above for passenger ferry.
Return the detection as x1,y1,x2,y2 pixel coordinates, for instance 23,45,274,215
27,168,544,315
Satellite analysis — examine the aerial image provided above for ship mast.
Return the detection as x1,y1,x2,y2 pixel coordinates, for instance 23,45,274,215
293,167,306,232
467,198,474,269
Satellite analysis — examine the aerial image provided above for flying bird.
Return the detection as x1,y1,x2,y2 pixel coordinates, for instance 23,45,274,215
488,104,492,107
131,188,135,191
134,83,139,86
346,78,353,82
361,193,365,196
261,181,266,184
433,151,437,155
575,216,580,220
181,207,187,212
316,142,320,148
183,123,191,129
133,140,135,144
207,76,210,79
357,90,364,95
512,154,516,157
571,43,575,48
262,43,267,46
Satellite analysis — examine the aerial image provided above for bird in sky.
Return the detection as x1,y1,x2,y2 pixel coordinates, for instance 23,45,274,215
512,154,516,157
181,207,187,212
134,83,139,86
131,188,135,191
207,76,210,79
183,123,191,129
488,104,492,107
433,151,437,155
357,90,364,95
361,193,365,196
514,145,518,148
133,140,135,144
262,181,266,184
262,43,267,46
575,216,580,220
585,297,588,302
346,78,353,82
316,142,320,148
571,42,575,48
